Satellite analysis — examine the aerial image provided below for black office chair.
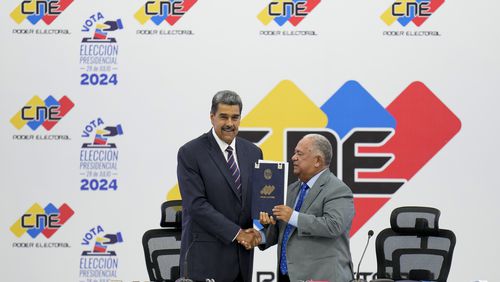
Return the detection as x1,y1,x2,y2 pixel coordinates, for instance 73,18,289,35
142,200,182,282
374,206,456,282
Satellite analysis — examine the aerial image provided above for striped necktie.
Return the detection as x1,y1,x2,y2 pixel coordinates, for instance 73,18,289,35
225,146,241,193
279,182,309,275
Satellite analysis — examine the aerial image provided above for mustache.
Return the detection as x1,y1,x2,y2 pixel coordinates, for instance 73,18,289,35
222,126,235,132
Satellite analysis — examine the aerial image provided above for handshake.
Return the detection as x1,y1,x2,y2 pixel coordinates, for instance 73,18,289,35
236,208,286,250
236,228,262,250
236,208,290,250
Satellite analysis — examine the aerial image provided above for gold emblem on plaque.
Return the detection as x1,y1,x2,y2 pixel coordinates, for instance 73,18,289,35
260,185,275,196
264,168,272,180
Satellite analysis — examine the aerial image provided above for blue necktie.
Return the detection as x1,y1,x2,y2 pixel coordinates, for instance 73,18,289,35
280,182,309,275
225,146,241,194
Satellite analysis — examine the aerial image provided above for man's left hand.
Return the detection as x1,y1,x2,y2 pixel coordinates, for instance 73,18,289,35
272,205,293,222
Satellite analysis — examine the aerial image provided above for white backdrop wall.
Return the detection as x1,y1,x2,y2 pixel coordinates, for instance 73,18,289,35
1,0,499,281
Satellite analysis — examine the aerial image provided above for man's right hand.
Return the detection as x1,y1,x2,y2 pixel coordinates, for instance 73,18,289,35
236,228,261,250
259,212,276,226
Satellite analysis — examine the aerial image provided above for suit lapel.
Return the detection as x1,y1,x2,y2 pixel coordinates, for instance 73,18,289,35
280,172,330,241
300,170,330,212
236,138,249,205
206,132,241,201
280,182,301,239
287,181,301,207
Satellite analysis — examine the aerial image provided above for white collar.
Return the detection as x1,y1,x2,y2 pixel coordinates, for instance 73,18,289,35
211,128,237,153
304,168,328,189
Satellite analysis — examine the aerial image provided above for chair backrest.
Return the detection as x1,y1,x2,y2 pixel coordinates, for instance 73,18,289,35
375,206,456,282
160,200,182,228
142,200,182,282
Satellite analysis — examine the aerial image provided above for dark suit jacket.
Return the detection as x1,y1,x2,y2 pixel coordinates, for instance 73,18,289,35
177,130,263,281
260,170,355,282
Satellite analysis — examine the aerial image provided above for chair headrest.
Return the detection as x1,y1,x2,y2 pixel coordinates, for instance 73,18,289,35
390,206,440,234
160,200,182,228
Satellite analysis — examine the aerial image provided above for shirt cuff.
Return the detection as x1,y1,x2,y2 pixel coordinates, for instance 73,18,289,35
232,229,242,242
259,229,266,245
288,211,299,227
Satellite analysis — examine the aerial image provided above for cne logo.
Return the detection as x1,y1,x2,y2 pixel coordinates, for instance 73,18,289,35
10,95,74,131
381,0,445,27
258,0,321,26
10,0,74,25
135,0,198,26
10,203,74,239
236,80,460,236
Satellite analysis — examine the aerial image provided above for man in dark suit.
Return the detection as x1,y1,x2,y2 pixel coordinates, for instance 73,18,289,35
259,134,355,282
177,90,263,282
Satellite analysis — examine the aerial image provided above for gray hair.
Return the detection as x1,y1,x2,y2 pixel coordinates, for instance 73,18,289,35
210,90,242,114
305,134,333,166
